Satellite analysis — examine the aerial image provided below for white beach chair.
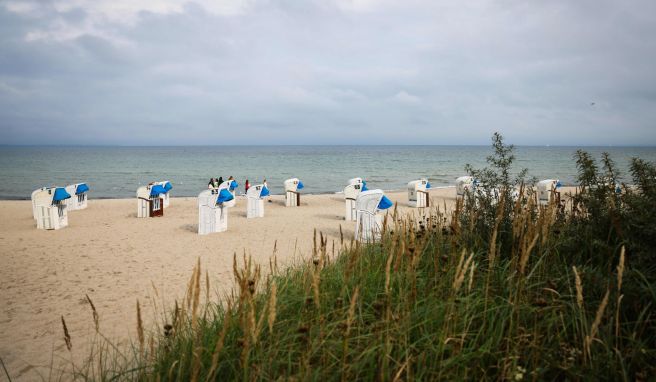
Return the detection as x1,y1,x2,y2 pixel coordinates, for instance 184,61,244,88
136,183,167,218
246,184,270,218
217,180,237,208
227,179,239,199
64,183,89,211
354,189,394,242
537,179,562,206
31,187,47,220
407,178,431,208
284,178,304,207
456,176,477,200
198,182,235,234
32,187,71,230
153,181,173,208
344,177,367,221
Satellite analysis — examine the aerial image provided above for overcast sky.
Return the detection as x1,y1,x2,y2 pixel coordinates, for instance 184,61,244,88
1,0,655,146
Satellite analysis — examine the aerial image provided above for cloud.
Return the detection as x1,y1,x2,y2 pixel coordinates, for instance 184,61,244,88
391,91,421,104
0,0,655,145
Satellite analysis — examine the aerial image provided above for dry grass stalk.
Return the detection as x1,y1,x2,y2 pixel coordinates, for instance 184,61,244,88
519,233,539,275
453,250,474,294
467,261,476,293
168,360,180,381
616,246,625,293
149,336,155,363
345,287,359,337
61,315,72,351
385,251,394,295
540,202,557,247
191,347,201,382
339,224,344,245
206,306,233,382
615,246,625,337
488,194,505,268
86,294,99,332
453,249,465,286
191,258,201,331
136,300,144,357
585,288,610,358
205,270,210,305
573,266,583,309
268,282,277,334
312,265,322,310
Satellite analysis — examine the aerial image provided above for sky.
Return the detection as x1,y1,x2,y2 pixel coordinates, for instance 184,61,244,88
0,0,655,146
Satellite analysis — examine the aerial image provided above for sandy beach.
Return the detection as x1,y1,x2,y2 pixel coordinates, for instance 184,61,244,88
0,188,458,380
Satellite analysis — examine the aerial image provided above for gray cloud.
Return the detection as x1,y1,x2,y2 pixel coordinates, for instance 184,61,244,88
0,0,655,145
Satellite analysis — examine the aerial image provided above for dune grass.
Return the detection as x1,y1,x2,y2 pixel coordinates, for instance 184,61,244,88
74,201,652,381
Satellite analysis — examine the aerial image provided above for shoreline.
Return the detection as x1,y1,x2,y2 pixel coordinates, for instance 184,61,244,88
0,183,590,201
0,186,457,201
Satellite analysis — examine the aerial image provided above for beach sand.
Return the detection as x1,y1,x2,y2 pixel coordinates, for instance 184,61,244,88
0,188,458,380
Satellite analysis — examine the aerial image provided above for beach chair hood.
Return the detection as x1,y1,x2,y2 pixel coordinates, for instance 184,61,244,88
53,187,71,202
217,188,234,203
150,185,167,197
75,183,90,195
260,185,270,197
247,184,269,199
284,178,303,192
378,195,393,210
356,189,392,213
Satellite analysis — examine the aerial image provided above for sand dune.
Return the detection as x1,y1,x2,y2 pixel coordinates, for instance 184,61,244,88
0,188,458,380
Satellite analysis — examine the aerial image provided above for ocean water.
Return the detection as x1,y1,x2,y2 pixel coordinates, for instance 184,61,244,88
0,145,655,200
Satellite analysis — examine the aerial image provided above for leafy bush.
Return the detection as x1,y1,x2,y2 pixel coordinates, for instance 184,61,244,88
462,132,532,262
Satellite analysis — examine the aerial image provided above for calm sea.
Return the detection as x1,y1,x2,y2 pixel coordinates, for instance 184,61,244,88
0,146,655,200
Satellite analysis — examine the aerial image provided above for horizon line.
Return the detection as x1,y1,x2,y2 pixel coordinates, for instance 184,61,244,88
2,144,656,148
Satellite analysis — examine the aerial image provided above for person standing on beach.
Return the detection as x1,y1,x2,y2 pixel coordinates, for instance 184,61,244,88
218,176,223,187
245,179,250,193
208,178,214,189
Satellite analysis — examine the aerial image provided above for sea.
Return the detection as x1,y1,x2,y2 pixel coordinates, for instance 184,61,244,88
0,145,655,200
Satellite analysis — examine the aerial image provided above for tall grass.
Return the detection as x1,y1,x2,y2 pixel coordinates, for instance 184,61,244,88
72,198,653,381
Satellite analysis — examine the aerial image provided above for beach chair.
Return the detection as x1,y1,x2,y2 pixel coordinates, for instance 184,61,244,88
153,181,173,208
137,184,167,218
246,183,270,218
537,179,562,206
456,176,477,199
228,179,238,198
284,178,304,207
217,180,238,208
407,178,431,208
31,187,47,220
198,182,235,234
64,183,89,211
344,177,367,221
32,187,71,230
355,189,393,241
